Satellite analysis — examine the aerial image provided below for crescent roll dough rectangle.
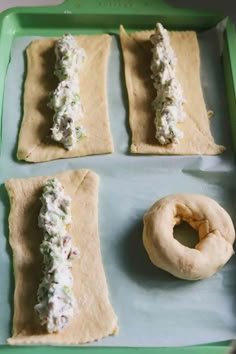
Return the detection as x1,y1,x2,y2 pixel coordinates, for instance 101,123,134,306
120,25,225,155
5,169,118,345
17,35,114,162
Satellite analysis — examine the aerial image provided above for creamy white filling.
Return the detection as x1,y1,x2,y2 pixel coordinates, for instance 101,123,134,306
35,178,79,333
150,23,186,145
54,33,86,81
49,33,86,150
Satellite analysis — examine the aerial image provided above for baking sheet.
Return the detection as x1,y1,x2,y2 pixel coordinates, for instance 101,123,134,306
0,27,236,347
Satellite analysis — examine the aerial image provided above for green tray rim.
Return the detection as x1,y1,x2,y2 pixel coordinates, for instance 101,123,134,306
0,0,235,353
223,18,236,154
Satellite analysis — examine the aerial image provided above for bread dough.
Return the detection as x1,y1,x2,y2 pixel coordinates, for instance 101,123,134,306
143,194,235,280
120,25,225,155
17,35,114,162
6,169,118,344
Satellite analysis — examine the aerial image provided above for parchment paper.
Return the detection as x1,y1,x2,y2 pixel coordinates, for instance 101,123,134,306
0,27,235,347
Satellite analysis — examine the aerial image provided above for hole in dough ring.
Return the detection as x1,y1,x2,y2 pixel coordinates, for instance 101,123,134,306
143,194,235,280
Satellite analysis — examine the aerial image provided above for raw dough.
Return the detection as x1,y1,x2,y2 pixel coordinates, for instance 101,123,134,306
6,169,118,345
143,194,235,280
120,25,225,155
17,35,114,162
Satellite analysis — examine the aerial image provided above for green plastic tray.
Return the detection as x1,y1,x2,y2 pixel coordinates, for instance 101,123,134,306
0,0,235,353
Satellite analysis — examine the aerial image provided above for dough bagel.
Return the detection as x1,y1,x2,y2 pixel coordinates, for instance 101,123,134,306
143,194,235,280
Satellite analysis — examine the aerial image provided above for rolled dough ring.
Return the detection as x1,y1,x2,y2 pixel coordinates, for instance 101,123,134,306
143,194,235,280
